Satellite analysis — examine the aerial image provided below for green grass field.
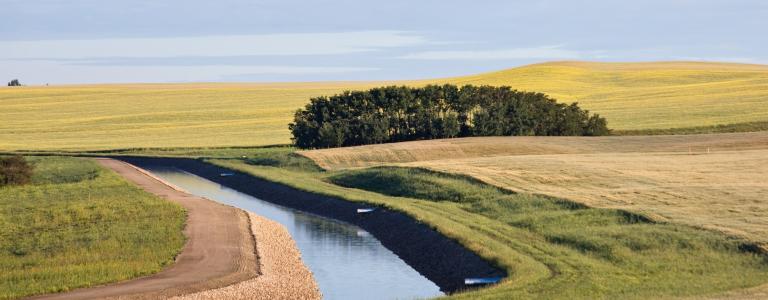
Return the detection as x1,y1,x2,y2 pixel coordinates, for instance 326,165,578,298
197,149,768,299
2,61,768,151
0,157,186,299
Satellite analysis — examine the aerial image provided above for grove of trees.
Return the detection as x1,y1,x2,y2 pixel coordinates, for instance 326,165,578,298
7,79,21,86
290,84,610,149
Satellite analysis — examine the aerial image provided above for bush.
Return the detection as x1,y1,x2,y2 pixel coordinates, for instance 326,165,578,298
0,155,34,186
290,84,610,149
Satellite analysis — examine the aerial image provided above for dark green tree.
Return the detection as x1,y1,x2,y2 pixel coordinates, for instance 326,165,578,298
584,114,611,136
317,122,346,148
288,84,610,149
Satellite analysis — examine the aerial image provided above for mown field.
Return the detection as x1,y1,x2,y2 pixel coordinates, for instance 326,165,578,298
3,61,768,151
0,157,185,299
183,150,768,299
301,132,768,246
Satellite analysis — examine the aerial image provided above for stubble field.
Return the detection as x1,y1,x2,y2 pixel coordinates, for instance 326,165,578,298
301,132,768,246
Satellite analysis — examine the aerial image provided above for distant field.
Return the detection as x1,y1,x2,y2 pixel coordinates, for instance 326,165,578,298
449,61,768,130
3,61,768,150
0,82,379,151
300,132,768,246
0,157,185,299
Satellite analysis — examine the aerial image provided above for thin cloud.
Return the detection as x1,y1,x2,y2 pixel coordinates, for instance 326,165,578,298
1,60,377,84
398,46,583,60
0,31,427,60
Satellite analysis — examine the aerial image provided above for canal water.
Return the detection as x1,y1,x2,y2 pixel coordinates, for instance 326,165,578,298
143,167,444,300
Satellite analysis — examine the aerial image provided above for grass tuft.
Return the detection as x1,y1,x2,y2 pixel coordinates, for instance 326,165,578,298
329,167,509,203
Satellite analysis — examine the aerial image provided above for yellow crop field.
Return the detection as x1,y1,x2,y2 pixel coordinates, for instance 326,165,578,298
3,61,768,151
448,61,768,130
300,132,768,246
0,82,379,150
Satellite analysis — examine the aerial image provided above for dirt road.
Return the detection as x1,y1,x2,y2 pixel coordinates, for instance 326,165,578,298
29,158,258,299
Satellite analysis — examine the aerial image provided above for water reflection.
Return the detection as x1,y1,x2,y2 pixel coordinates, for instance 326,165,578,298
144,167,443,300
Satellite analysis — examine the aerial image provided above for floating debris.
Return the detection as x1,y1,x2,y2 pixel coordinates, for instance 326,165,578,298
220,172,235,177
464,277,503,285
357,208,376,214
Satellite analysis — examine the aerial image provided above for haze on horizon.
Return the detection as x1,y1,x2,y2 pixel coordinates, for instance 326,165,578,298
1,0,767,84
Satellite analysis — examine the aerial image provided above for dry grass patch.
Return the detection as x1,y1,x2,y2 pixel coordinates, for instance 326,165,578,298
300,132,768,245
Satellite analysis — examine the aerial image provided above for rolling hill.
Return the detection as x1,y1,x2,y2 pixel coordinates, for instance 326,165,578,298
2,61,768,150
448,61,768,130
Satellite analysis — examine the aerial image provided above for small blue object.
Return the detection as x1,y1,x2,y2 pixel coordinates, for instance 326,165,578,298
220,172,235,177
357,208,376,214
464,277,503,285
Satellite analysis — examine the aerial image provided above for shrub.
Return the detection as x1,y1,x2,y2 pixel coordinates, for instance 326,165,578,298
0,155,34,186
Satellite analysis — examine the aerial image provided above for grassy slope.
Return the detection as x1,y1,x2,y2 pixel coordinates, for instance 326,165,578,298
301,132,768,246
200,151,768,299
448,61,768,130
0,157,185,299
3,61,768,151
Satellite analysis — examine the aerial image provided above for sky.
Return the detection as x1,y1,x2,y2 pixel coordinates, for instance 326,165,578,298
1,0,767,84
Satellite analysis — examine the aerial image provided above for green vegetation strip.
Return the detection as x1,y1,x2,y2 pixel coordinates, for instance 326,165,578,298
204,149,768,299
0,157,185,299
614,121,768,136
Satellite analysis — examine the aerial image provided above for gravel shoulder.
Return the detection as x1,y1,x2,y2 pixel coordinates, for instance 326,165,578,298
173,212,321,300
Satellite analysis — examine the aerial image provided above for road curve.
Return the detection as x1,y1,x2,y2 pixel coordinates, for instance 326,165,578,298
28,158,258,300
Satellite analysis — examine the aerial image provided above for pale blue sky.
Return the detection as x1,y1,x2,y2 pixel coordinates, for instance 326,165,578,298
1,0,766,84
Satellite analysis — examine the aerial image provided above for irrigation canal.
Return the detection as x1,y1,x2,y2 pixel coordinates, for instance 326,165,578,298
142,166,444,300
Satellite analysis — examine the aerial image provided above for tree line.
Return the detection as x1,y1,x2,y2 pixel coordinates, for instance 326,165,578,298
290,84,610,149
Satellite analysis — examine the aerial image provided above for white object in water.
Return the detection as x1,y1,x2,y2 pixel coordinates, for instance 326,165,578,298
220,172,235,177
464,277,502,285
357,208,376,214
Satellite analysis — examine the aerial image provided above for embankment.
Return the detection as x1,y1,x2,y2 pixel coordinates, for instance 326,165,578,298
117,157,506,294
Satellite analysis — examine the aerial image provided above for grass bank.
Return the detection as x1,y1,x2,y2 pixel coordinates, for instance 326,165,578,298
0,157,185,299
197,149,768,299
